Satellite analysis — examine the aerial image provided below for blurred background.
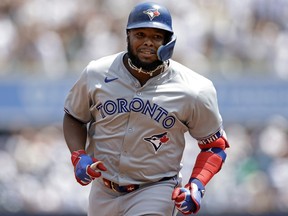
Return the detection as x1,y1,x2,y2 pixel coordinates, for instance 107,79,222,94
0,0,288,216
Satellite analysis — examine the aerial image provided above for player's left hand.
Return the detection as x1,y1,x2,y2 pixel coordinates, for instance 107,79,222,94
171,178,205,215
71,150,107,186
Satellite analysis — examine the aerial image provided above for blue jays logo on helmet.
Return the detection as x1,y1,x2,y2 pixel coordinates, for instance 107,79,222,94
143,8,160,21
144,132,170,153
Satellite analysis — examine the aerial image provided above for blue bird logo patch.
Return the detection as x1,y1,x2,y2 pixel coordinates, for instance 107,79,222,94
144,132,169,153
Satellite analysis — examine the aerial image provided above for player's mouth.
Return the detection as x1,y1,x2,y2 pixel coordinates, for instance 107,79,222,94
138,48,156,58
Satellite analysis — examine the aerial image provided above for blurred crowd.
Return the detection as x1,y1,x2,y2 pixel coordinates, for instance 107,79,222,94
182,115,288,215
0,125,90,214
0,0,288,79
0,116,288,214
0,0,288,215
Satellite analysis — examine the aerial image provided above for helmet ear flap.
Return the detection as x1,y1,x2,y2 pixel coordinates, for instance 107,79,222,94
157,34,176,61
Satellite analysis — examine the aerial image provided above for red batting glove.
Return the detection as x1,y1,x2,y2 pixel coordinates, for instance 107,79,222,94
172,178,205,215
71,150,107,186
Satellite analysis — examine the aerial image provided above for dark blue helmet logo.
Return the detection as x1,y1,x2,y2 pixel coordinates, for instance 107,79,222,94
143,8,160,21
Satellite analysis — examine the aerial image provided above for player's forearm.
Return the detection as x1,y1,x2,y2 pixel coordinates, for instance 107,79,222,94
63,112,88,153
191,136,228,185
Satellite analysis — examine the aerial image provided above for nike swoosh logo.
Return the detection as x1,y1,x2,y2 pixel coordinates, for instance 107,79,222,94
104,77,118,83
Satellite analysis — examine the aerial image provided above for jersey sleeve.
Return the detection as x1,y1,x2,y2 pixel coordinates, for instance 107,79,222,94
64,67,92,123
187,81,223,141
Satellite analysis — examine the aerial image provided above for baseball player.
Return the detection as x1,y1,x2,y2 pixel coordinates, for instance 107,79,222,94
63,2,229,216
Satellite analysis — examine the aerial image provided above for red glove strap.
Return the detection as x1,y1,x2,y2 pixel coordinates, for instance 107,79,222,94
71,149,86,165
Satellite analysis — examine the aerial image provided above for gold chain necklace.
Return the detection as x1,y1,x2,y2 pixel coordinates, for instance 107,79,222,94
127,58,168,77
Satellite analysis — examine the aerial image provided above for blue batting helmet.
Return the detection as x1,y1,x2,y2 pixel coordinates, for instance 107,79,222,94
126,2,176,61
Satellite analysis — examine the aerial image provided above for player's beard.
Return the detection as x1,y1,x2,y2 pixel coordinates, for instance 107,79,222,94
127,41,163,72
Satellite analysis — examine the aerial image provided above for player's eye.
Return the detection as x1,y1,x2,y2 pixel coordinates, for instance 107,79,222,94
154,34,164,41
135,32,145,38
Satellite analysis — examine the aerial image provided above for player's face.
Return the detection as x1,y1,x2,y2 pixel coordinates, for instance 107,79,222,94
127,28,166,70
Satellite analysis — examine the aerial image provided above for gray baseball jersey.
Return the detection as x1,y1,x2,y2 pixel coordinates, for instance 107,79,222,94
64,51,223,186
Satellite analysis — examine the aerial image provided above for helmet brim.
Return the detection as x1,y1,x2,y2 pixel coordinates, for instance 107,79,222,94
127,22,173,33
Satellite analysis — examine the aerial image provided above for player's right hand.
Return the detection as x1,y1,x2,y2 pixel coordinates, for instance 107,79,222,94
71,150,107,186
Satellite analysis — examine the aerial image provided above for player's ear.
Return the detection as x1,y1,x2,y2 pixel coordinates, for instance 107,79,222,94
126,30,130,43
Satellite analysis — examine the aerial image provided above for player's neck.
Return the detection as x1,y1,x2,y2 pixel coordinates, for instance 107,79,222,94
123,54,165,86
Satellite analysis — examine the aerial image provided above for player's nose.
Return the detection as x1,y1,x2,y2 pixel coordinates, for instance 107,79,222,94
143,37,154,46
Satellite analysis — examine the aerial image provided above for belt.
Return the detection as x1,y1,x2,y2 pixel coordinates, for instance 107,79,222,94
102,176,176,193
